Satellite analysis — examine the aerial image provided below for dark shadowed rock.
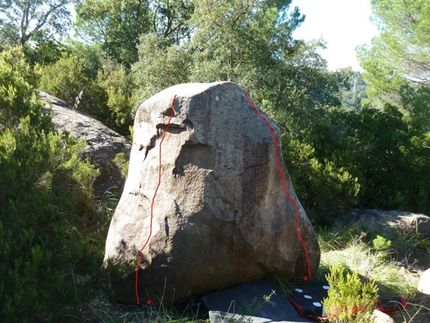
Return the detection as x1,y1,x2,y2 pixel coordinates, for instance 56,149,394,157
103,82,320,304
38,91,131,196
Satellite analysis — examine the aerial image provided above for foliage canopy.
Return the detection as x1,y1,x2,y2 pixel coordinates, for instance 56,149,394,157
358,0,430,106
0,0,73,47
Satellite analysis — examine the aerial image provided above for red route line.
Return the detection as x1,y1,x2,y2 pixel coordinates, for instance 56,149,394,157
135,95,177,305
242,90,312,281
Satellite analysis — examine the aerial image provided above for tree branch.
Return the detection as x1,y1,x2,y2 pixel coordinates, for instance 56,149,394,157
21,0,69,44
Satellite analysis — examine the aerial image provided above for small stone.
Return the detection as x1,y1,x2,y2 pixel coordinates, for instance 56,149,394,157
371,309,395,323
418,268,430,295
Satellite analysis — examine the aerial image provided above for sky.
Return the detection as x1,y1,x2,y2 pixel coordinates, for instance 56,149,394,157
290,0,380,71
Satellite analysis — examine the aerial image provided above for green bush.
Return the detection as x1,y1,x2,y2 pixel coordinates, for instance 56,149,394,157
97,59,135,135
38,49,135,136
284,137,361,217
38,54,90,106
0,47,102,322
323,265,378,323
37,54,109,122
283,100,430,217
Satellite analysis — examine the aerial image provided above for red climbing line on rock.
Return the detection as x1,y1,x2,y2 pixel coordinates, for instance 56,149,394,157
242,90,312,281
135,95,177,305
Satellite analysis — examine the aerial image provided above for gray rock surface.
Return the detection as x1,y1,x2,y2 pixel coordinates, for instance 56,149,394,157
337,209,430,239
104,82,320,304
371,309,395,323
39,91,131,196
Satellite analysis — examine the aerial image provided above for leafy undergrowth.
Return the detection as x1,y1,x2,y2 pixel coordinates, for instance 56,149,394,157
64,220,430,323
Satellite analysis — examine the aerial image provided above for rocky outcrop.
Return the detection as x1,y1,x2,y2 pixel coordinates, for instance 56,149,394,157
337,209,430,239
39,91,131,196
104,82,320,304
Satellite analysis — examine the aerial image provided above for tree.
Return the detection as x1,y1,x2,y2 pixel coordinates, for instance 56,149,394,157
357,0,430,106
75,0,151,66
189,0,303,86
38,54,92,107
0,0,73,47
132,32,192,105
150,0,194,44
335,68,369,109
0,47,40,129
354,0,430,214
38,47,136,135
400,84,430,133
131,0,319,104
131,0,361,216
23,38,66,66
65,39,104,79
75,0,195,67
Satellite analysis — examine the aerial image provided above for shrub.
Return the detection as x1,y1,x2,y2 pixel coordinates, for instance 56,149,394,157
97,59,135,135
0,47,101,322
38,54,90,106
37,54,109,122
323,265,379,323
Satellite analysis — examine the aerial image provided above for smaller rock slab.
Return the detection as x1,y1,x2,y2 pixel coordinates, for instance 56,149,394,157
202,280,311,323
337,209,430,239
39,90,131,196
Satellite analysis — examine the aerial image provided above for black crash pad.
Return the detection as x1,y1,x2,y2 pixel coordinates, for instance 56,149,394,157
287,281,330,321
201,280,311,323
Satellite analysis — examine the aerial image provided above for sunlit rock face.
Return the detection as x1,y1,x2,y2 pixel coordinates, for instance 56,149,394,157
104,82,320,304
39,91,130,197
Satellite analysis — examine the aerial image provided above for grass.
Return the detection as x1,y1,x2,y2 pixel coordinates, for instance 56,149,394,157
66,207,430,323
71,295,205,323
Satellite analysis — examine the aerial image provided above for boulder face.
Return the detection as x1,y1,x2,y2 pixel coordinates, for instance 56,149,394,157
39,91,131,196
104,82,320,304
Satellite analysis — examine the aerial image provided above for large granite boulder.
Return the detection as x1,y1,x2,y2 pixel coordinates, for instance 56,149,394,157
104,82,320,304
39,91,131,196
